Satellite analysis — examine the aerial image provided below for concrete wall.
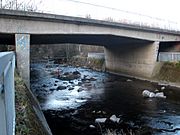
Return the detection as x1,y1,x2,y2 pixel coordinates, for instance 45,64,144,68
105,42,160,78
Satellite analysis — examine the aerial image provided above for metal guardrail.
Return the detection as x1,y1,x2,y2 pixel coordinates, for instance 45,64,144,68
0,52,15,135
158,52,180,62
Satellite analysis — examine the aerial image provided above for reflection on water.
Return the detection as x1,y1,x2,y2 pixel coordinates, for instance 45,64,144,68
31,63,180,135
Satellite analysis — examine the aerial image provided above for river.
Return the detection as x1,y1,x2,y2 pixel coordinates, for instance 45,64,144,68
30,63,180,135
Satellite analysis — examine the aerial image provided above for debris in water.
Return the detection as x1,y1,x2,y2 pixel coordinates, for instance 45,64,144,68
155,89,159,92
92,110,96,114
142,90,166,98
161,86,165,90
155,92,166,98
126,79,132,82
110,115,121,123
95,118,107,123
142,90,155,98
89,125,96,128
97,111,102,114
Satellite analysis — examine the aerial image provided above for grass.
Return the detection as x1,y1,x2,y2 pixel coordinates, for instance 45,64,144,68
155,61,180,82
15,72,45,135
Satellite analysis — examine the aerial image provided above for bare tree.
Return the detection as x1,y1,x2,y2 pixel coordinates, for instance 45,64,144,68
1,0,42,12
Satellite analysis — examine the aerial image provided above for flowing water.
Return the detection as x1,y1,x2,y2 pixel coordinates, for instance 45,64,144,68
30,63,180,135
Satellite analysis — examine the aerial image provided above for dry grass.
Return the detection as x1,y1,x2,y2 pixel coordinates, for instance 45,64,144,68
15,72,45,135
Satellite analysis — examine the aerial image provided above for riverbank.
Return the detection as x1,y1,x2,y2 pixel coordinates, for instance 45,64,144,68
15,72,51,135
67,56,105,72
66,56,180,88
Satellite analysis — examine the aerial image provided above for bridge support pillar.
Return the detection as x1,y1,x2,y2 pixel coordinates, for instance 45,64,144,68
15,34,30,89
105,41,160,78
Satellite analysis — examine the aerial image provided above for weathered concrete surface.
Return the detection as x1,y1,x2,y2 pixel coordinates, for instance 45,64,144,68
15,34,30,89
0,9,180,41
105,42,160,78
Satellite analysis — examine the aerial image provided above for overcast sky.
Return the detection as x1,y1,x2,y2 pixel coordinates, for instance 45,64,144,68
38,0,179,21
32,0,180,30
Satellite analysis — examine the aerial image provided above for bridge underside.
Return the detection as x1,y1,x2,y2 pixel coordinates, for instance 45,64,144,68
0,33,151,46
0,33,176,88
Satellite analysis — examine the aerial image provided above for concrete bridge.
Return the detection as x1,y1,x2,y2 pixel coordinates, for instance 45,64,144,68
0,9,180,88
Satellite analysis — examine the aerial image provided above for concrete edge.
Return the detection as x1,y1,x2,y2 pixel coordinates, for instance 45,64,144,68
24,85,53,135
107,70,180,89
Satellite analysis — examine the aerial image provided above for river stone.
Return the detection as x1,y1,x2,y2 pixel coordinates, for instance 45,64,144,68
57,85,67,90
42,84,47,87
95,118,107,123
77,88,84,92
68,87,74,91
90,77,97,81
73,71,81,75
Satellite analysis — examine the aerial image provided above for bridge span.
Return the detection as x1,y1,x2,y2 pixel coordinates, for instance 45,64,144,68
0,9,180,88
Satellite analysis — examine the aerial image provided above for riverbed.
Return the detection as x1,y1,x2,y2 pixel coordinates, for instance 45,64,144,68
30,63,180,135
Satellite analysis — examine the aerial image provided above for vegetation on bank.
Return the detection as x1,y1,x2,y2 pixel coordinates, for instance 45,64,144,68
69,56,105,71
155,61,180,83
15,72,45,135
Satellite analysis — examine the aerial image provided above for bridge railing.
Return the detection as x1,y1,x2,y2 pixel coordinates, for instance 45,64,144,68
0,52,15,135
158,52,180,62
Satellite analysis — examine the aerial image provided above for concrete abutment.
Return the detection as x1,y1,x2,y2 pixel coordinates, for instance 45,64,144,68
104,41,160,78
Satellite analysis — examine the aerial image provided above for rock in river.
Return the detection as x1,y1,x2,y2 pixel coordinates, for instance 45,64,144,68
56,85,67,90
